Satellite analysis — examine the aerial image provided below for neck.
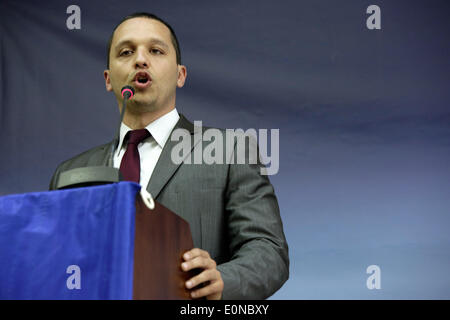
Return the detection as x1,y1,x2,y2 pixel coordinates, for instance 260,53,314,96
122,106,174,129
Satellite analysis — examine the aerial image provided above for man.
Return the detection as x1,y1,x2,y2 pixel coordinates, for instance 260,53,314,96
49,13,289,300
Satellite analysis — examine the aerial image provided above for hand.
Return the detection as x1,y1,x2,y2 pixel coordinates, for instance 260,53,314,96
182,248,224,300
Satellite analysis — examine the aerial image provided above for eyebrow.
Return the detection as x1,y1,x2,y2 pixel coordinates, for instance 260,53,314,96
114,38,170,51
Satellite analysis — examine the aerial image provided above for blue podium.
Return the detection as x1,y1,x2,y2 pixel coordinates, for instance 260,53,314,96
0,182,195,300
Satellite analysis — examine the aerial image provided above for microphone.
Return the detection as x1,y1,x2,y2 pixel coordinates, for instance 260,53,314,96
109,86,136,166
121,85,135,100
55,86,135,190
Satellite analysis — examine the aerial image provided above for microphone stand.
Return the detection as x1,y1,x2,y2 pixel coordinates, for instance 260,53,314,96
108,91,129,167
55,87,134,190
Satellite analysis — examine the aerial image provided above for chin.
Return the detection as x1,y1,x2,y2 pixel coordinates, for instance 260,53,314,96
129,98,158,112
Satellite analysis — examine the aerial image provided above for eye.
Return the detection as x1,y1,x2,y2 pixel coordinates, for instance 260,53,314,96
119,49,133,56
151,48,163,55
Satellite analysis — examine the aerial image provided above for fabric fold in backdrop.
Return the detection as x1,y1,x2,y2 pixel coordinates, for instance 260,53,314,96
0,181,141,299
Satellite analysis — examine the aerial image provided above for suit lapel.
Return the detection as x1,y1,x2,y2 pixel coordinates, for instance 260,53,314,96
85,141,115,167
101,141,116,167
146,114,200,199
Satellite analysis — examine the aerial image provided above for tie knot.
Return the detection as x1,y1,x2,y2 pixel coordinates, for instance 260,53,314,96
126,129,150,145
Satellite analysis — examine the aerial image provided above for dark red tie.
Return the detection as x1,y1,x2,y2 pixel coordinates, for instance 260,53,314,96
119,129,150,183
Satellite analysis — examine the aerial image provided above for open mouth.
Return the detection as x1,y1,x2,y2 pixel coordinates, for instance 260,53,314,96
133,72,152,88
137,76,149,84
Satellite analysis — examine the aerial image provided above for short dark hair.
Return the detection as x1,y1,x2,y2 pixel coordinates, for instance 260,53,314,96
106,12,181,68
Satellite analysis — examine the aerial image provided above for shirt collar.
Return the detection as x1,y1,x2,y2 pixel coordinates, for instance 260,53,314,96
116,108,180,151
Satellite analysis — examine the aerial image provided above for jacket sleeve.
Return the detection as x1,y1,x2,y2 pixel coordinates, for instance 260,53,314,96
217,135,289,299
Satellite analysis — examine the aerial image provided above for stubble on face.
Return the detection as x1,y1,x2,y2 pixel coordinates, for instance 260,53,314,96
104,18,184,124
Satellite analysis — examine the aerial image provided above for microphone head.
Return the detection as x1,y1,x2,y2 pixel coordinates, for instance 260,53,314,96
121,86,135,100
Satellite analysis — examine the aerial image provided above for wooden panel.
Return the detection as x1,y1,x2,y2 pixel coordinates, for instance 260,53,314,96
133,196,199,299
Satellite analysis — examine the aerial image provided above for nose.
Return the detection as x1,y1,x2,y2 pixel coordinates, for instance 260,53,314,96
134,47,150,69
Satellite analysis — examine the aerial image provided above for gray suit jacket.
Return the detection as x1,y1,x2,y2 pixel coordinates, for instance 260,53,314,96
49,114,289,299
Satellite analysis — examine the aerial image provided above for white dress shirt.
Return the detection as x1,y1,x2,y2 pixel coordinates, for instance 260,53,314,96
113,108,180,188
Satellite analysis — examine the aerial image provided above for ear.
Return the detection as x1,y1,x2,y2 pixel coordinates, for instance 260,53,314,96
103,70,113,91
176,65,187,88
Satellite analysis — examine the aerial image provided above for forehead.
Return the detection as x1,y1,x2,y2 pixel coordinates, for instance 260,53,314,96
112,17,172,46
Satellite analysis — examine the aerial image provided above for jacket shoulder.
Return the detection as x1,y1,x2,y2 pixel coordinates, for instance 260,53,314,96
49,142,113,190
59,142,112,169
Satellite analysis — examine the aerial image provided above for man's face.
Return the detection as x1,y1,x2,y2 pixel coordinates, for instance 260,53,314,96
104,18,186,112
